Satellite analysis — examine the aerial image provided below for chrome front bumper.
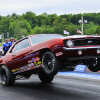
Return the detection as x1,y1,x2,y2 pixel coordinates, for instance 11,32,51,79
63,46,100,51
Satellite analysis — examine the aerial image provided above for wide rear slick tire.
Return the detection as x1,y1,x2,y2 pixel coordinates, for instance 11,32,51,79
0,65,15,86
38,72,54,83
42,51,60,76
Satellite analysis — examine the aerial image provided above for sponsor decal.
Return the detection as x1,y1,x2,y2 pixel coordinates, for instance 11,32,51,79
32,57,41,66
28,60,32,63
32,57,36,62
36,65,40,68
52,44,63,52
34,62,37,66
26,67,31,70
12,57,42,74
74,64,86,72
11,69,16,72
31,66,35,69
54,44,61,47
19,67,24,70
40,64,42,66
36,57,40,61
37,61,41,65
56,52,63,56
31,63,34,66
28,64,32,67
17,71,21,73
13,71,19,74
16,68,19,71
21,69,25,72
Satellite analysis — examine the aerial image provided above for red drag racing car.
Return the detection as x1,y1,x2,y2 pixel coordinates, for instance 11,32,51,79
0,34,100,86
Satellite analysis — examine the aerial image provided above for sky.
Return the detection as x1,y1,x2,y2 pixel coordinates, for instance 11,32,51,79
0,0,100,16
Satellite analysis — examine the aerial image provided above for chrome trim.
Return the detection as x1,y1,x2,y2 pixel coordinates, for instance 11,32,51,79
63,46,100,51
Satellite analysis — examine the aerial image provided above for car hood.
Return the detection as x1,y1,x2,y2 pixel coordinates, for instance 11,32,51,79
61,35,100,40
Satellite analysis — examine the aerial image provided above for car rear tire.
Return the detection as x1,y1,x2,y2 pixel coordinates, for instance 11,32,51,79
88,58,100,72
38,72,54,83
42,51,60,76
0,65,15,86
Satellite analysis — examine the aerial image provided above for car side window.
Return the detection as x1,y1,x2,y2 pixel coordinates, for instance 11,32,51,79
11,38,30,53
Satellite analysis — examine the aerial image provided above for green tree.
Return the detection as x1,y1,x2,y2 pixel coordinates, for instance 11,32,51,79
52,19,59,27
9,20,31,38
0,17,10,36
22,12,38,28
42,26,54,34
13,25,27,39
48,14,57,26
30,26,43,34
41,12,48,17
84,22,98,35
65,23,78,35
37,15,50,27
96,26,100,35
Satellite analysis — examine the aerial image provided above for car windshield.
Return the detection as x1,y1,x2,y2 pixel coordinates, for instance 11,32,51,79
30,34,63,44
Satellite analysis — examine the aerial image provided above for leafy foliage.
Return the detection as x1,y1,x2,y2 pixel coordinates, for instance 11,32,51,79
0,12,100,40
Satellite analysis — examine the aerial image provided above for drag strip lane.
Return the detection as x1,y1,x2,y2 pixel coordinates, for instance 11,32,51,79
0,75,100,100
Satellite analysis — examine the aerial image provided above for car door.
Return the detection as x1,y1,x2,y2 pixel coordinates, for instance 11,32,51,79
10,38,32,69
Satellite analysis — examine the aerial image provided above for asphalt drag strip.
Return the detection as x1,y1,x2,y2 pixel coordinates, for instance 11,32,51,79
1,74,100,100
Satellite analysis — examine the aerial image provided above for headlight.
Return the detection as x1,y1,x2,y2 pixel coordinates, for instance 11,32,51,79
66,40,74,47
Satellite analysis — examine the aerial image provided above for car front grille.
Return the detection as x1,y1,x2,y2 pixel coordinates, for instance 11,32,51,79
73,39,100,46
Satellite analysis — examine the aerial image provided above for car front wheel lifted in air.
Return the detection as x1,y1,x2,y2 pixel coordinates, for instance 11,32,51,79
42,51,60,76
0,65,15,86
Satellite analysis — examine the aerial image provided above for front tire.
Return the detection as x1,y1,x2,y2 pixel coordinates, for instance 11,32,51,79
38,72,54,83
42,51,60,76
0,65,15,86
88,58,100,72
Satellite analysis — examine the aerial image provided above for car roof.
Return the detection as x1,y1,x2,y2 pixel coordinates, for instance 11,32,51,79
16,34,63,43
29,34,63,37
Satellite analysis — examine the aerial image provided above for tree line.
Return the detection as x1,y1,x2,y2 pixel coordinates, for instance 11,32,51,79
0,12,100,40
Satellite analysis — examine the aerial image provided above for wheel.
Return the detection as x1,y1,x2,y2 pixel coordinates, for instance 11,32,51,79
88,58,100,72
0,65,15,86
38,71,54,83
42,51,60,76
